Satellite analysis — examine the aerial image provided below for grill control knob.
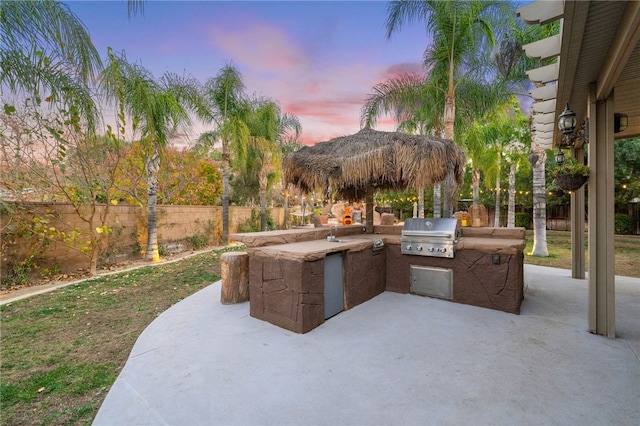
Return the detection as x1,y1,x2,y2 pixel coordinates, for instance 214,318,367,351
405,245,412,251
428,247,435,252
417,246,423,251
439,247,447,253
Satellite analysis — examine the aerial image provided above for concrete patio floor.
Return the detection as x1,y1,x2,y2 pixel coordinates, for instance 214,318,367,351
93,265,639,426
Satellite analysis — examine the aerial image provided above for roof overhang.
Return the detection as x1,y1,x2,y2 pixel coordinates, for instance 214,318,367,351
518,0,640,148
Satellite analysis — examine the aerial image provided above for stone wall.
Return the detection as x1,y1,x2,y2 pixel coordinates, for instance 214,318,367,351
249,256,325,333
1,203,284,276
385,243,524,314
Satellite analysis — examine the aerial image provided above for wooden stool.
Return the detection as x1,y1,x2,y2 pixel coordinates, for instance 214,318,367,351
220,252,249,304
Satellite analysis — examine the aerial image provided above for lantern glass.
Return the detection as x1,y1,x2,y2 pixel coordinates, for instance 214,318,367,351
558,104,577,135
554,149,565,166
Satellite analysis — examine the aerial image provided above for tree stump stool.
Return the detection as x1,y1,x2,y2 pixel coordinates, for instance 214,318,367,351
220,251,249,304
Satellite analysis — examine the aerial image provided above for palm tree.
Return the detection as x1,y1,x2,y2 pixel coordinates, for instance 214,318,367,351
242,97,301,231
100,49,203,261
386,0,512,217
475,98,530,227
361,71,512,218
198,64,249,245
1,0,102,131
361,73,444,217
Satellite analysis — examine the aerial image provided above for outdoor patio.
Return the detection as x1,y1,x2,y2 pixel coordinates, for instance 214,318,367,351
93,264,639,425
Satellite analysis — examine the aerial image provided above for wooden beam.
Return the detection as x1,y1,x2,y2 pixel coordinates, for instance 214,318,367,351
516,0,563,25
588,84,616,337
596,1,640,100
523,34,561,60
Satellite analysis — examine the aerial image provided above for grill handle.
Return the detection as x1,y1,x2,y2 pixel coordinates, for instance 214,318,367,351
402,231,452,238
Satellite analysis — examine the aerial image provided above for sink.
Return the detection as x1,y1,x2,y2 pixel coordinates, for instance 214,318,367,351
327,237,348,243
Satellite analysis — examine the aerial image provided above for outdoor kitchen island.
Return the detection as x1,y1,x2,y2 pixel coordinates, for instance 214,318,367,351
231,225,525,334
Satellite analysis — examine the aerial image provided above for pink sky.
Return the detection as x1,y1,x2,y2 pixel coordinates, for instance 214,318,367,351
67,1,430,145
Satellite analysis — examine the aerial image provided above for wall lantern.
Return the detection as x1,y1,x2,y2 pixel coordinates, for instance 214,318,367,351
614,113,628,133
554,148,565,166
557,104,577,135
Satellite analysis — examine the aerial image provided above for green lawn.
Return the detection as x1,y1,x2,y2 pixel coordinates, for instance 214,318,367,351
524,230,640,277
0,247,238,426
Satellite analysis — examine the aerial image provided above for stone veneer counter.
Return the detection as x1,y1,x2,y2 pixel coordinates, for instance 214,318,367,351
233,226,526,333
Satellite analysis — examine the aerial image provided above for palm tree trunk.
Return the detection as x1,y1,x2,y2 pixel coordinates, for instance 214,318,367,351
145,150,161,261
472,168,480,205
507,162,516,227
531,149,549,256
259,173,268,231
494,165,501,227
284,191,289,229
442,72,456,219
433,183,442,218
259,189,267,231
221,139,230,245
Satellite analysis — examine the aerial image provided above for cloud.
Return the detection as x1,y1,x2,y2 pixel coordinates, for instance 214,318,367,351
205,17,414,145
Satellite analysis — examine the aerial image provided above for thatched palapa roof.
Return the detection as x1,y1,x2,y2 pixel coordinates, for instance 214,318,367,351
283,128,466,200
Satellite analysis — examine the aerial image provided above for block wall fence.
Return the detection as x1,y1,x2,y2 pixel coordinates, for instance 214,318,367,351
1,203,285,277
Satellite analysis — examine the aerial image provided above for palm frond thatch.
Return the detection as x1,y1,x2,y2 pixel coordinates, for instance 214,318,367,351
283,128,465,200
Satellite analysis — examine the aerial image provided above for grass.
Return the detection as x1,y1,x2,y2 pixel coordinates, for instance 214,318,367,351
1,233,638,425
0,247,240,426
524,230,640,277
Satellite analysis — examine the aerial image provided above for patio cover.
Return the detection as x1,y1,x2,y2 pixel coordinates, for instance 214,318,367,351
282,128,466,232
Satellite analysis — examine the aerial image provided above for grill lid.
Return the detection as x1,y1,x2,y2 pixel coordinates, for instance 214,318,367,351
402,218,460,241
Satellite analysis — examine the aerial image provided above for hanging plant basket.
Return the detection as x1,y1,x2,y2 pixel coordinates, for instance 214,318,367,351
554,174,588,191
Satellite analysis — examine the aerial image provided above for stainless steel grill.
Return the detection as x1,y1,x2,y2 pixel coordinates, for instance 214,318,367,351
401,218,460,258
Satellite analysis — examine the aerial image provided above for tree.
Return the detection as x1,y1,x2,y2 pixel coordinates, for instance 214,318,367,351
198,64,249,244
112,144,222,206
361,73,444,217
1,0,102,132
242,97,302,231
464,97,529,226
386,0,512,217
100,49,204,261
0,99,123,275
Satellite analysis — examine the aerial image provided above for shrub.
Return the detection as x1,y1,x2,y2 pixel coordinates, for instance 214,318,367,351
614,213,634,235
185,233,209,249
237,208,275,233
515,212,531,229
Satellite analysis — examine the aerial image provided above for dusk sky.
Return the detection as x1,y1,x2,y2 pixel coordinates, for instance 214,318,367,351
65,1,432,145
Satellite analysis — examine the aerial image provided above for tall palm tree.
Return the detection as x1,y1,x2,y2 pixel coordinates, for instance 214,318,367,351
198,64,249,245
386,0,511,217
476,98,529,226
242,97,301,231
361,71,512,217
100,49,203,261
361,73,444,217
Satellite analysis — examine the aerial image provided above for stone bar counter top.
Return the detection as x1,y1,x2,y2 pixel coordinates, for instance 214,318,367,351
231,225,526,333
249,234,394,262
230,224,368,248
232,225,525,256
